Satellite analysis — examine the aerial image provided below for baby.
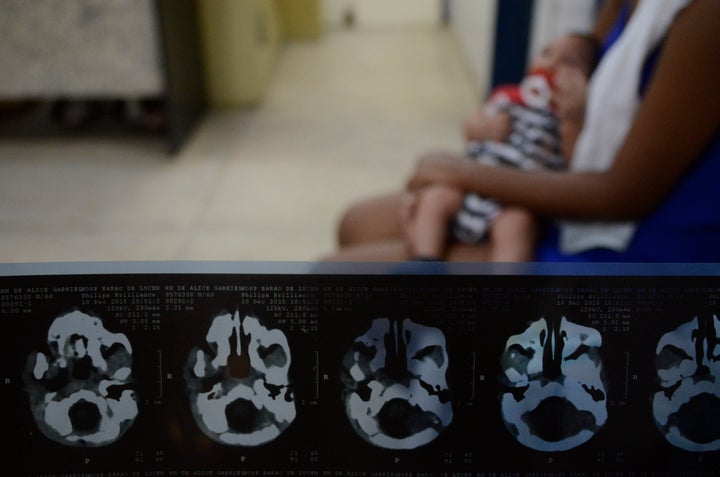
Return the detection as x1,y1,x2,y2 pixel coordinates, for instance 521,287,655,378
401,33,600,261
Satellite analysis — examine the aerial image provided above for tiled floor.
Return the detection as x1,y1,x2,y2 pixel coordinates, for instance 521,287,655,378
0,27,478,263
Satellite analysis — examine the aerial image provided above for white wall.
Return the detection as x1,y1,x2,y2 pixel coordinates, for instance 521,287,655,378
447,0,497,97
319,0,593,99
319,0,494,97
322,0,441,29
529,0,596,63
447,0,595,95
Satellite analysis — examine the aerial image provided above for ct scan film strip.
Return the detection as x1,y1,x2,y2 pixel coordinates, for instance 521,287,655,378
2,263,719,477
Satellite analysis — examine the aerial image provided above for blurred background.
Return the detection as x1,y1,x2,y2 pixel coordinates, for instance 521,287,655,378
0,0,597,263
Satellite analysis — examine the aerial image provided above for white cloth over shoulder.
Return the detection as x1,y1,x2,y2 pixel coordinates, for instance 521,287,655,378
559,0,692,255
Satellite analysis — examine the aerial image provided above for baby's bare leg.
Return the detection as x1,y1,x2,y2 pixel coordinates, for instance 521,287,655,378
407,185,464,259
488,207,539,262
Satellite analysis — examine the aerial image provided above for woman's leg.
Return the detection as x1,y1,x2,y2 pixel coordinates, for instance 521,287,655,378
329,190,494,262
337,192,405,247
326,236,495,262
445,242,493,262
323,239,410,262
323,192,408,261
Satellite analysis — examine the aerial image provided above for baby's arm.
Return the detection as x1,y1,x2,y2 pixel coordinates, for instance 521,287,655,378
463,106,513,143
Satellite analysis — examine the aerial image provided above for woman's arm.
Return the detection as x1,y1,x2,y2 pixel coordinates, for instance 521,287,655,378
409,0,720,222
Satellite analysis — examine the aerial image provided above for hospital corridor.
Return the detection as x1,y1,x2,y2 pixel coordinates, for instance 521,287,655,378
0,0,594,263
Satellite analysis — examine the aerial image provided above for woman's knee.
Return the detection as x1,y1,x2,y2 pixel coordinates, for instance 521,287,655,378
337,193,404,247
337,202,365,247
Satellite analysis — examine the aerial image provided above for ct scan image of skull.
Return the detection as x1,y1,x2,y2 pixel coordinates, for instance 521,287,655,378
653,314,720,452
499,315,607,452
23,310,138,447
184,310,296,446
340,318,453,450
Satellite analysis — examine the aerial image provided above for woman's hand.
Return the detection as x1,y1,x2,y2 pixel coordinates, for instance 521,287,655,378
406,151,467,191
